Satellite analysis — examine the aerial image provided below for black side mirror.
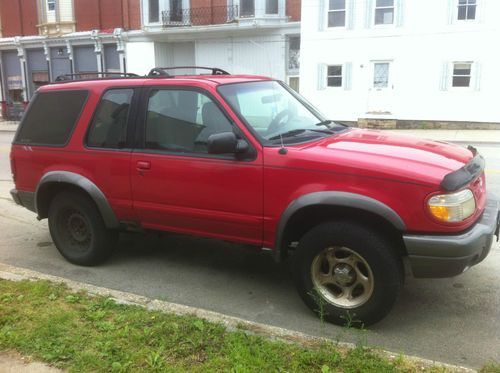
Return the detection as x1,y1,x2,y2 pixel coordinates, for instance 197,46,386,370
207,132,249,155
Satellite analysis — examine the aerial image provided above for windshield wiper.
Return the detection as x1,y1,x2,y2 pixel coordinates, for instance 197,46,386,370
315,120,349,130
268,128,333,141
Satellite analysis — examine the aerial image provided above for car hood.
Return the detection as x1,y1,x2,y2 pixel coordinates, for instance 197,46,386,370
290,128,474,187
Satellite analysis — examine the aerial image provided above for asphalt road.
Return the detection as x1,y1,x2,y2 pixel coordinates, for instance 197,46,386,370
0,131,499,368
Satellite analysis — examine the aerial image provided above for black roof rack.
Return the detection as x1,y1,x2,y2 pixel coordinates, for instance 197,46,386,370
54,72,139,82
147,66,230,77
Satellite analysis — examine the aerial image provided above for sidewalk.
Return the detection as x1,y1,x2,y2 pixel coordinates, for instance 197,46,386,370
0,120,19,133
1,120,499,143
0,352,62,373
385,129,500,144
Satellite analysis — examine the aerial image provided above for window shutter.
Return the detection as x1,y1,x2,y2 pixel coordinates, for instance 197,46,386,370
346,0,355,29
396,0,404,26
318,0,327,31
447,0,455,24
474,62,482,91
365,0,374,28
440,62,450,91
344,62,353,90
317,64,327,90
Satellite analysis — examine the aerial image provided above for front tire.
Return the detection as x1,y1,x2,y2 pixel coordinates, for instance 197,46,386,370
292,221,403,327
48,191,117,266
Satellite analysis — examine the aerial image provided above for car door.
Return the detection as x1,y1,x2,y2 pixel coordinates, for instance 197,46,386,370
130,86,263,246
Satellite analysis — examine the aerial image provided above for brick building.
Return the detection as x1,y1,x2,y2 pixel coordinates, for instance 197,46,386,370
0,0,140,118
0,0,301,119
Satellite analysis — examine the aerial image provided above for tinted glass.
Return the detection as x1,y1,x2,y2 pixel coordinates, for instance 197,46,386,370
376,0,393,6
145,89,232,154
266,0,278,14
329,0,345,10
328,10,346,27
16,90,87,146
375,8,394,24
87,89,134,149
328,65,342,76
149,0,159,22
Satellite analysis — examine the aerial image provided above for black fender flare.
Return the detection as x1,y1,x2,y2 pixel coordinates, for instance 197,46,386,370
35,171,119,228
275,191,406,258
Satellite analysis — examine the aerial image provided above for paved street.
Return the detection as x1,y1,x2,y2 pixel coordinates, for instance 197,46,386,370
0,131,499,368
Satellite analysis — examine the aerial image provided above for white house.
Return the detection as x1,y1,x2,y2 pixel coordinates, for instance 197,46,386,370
125,0,301,87
300,0,500,125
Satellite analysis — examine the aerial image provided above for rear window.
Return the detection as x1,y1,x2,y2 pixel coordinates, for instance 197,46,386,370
16,90,88,146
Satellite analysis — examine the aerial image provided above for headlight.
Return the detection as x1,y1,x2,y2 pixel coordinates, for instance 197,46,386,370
428,189,476,222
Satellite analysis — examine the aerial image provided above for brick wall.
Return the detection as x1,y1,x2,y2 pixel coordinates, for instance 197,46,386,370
0,0,38,37
286,0,301,21
74,0,141,31
74,0,100,31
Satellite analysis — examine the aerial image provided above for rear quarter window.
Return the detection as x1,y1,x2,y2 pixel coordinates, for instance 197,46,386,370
15,90,88,146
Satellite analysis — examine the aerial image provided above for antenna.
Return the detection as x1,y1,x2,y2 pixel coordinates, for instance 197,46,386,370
278,133,288,155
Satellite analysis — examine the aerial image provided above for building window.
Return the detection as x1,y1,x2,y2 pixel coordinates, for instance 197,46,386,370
373,62,390,88
458,0,476,20
149,0,159,23
240,0,255,17
327,65,343,87
328,0,346,27
266,0,278,14
288,36,300,72
170,0,183,22
47,0,56,12
374,0,394,25
452,62,472,87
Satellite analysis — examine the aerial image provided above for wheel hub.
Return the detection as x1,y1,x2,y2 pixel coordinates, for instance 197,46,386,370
333,264,356,286
67,213,89,243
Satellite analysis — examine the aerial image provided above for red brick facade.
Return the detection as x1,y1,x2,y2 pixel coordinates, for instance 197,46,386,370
74,0,141,32
286,0,301,21
0,0,38,37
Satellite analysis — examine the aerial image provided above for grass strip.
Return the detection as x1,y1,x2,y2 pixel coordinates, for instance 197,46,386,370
0,279,481,372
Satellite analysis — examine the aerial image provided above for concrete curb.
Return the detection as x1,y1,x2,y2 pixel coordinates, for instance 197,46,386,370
0,262,476,373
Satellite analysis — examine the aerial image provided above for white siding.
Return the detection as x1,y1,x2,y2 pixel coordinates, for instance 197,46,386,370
195,35,286,80
126,42,156,75
300,0,500,123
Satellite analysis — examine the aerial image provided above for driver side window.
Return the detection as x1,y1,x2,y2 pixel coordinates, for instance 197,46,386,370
145,89,233,154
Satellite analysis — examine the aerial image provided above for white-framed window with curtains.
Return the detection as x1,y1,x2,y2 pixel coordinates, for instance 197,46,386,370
319,0,355,30
234,0,286,18
440,61,481,91
317,62,353,90
364,0,404,28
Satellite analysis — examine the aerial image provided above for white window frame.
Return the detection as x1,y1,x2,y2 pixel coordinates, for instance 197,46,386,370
455,0,478,22
47,0,56,12
327,0,347,28
326,64,344,88
372,61,392,90
450,61,474,90
454,0,479,23
373,0,395,26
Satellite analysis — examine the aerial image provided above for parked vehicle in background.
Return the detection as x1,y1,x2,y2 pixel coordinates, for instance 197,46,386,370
10,67,500,326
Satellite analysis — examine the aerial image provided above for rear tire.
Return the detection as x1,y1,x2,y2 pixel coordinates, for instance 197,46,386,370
48,191,117,266
292,221,403,327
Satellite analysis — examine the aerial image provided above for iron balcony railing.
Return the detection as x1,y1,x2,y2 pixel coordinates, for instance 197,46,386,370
162,5,239,27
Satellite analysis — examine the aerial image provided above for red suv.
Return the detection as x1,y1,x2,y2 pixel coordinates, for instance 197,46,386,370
10,67,500,326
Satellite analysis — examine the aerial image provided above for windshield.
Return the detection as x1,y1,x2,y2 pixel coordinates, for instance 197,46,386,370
218,81,345,144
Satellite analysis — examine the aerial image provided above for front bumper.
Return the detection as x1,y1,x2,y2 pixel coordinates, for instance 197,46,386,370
403,194,499,278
